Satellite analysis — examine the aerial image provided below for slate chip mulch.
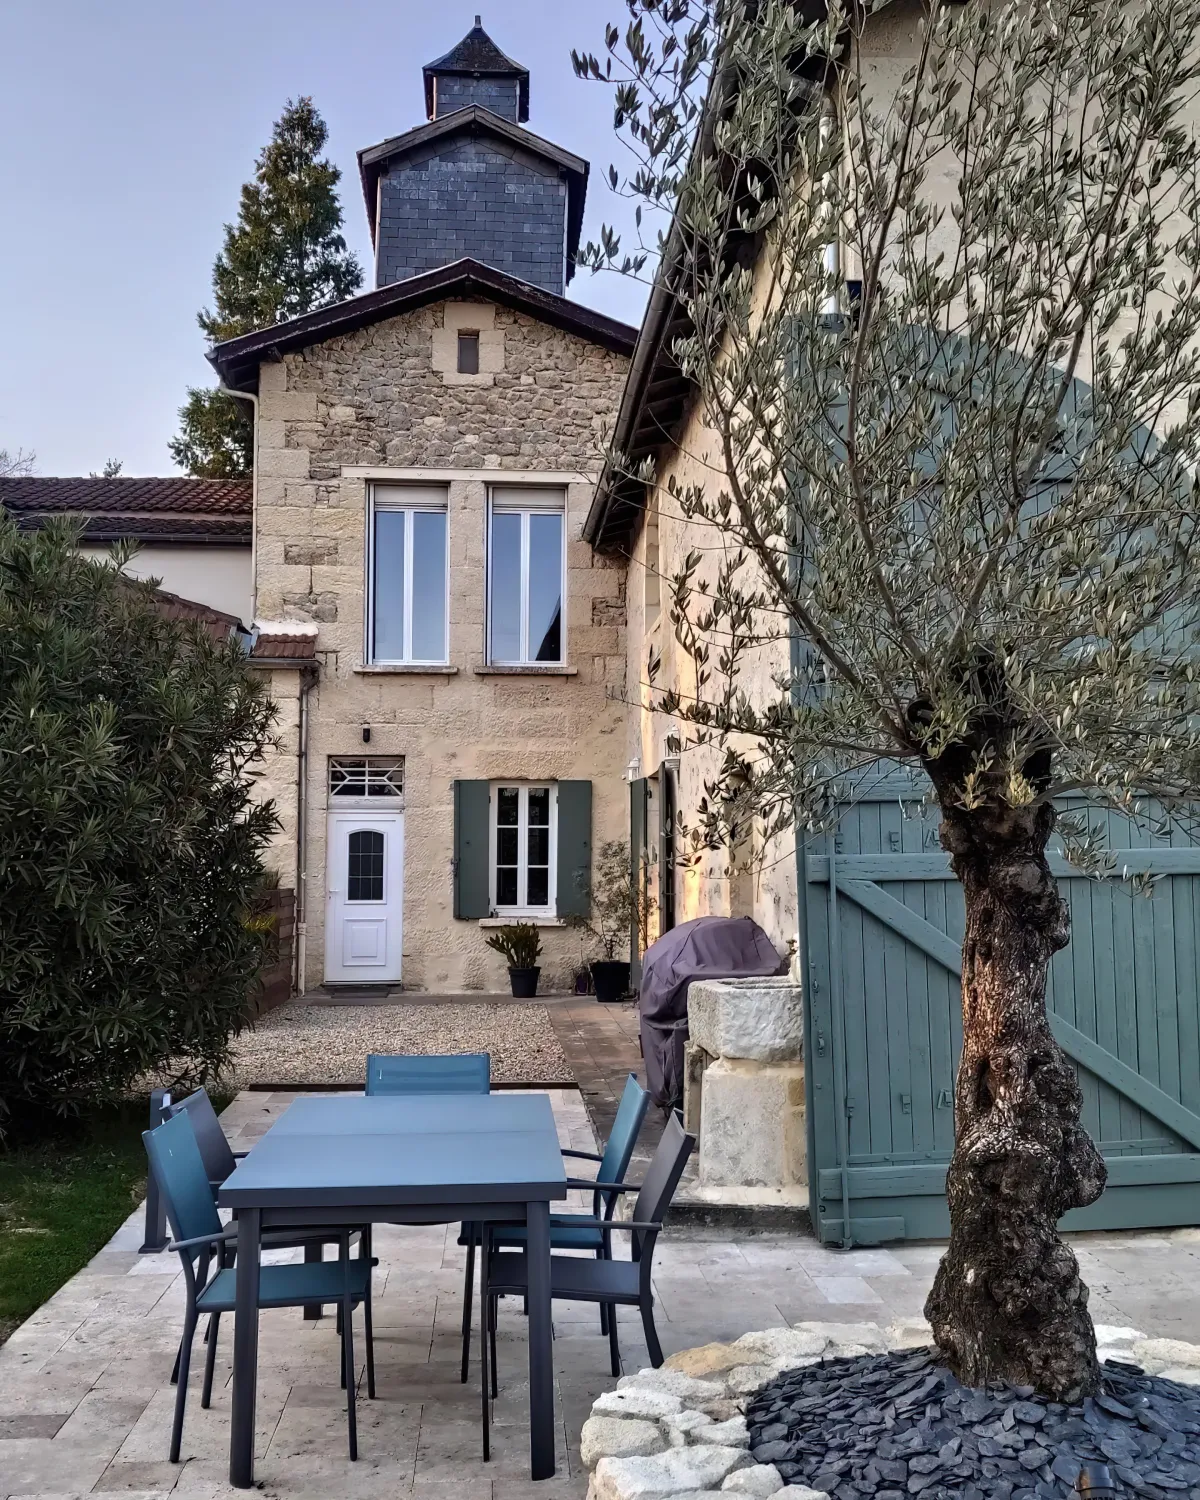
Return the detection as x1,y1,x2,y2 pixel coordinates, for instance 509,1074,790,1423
744,1346,1200,1499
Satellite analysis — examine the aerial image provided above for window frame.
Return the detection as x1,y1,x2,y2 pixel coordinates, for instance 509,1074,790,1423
486,486,568,666
488,781,559,918
366,483,450,666
457,330,480,374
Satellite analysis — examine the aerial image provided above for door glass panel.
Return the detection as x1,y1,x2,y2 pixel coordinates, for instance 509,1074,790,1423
411,510,448,661
489,512,522,662
528,511,563,661
373,511,406,661
347,829,385,902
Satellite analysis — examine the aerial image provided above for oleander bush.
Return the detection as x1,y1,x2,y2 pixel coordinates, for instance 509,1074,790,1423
0,517,278,1139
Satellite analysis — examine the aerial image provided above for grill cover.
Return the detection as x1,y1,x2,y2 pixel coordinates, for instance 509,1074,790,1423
637,915,786,1108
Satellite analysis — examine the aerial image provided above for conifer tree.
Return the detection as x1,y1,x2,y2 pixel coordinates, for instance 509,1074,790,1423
171,97,362,477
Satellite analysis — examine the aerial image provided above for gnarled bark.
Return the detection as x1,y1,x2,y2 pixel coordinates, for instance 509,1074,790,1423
924,794,1107,1401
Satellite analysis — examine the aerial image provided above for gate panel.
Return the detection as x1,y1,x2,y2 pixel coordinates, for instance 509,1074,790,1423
804,788,1200,1245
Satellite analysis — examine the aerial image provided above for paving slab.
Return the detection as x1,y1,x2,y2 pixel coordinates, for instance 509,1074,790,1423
2,1086,1198,1499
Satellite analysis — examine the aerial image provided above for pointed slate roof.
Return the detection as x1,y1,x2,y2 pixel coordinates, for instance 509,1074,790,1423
423,16,530,122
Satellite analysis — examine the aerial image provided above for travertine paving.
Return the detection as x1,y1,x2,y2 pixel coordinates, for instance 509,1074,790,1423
2,1088,1198,1500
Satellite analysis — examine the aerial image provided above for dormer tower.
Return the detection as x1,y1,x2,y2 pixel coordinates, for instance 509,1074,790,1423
423,15,530,124
357,19,588,294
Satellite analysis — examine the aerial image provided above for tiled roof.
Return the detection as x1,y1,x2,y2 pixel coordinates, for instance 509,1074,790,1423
0,476,251,517
0,477,252,544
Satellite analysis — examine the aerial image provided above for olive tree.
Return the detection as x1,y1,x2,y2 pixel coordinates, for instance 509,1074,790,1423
577,0,1200,1397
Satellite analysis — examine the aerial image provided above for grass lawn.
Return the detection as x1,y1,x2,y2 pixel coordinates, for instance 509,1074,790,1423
0,1103,151,1345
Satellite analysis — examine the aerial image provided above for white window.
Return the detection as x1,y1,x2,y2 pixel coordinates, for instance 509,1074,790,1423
368,484,449,664
487,486,566,665
490,783,557,915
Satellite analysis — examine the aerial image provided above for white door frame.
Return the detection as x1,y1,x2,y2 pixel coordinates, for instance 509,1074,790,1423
324,809,404,984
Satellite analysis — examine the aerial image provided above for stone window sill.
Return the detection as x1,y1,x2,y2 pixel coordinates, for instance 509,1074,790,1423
474,665,579,678
479,916,567,929
355,664,459,676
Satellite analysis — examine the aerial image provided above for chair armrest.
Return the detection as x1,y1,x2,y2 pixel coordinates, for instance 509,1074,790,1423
561,1149,604,1162
564,1177,637,1194
168,1228,237,1253
233,1150,250,1159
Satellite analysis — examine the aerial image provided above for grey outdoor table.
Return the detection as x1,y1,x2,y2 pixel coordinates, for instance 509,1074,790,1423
218,1092,567,1486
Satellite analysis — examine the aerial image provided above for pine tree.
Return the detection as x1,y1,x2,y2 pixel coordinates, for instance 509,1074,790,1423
171,97,362,477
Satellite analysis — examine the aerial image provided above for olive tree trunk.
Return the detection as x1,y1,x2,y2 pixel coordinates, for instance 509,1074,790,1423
924,796,1107,1400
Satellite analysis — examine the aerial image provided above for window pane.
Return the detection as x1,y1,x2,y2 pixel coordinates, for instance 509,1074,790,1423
528,511,563,662
497,788,519,825
497,827,520,865
458,332,480,374
347,830,385,902
411,511,447,660
496,866,519,906
528,787,550,825
527,866,549,907
490,512,522,662
528,826,549,865
373,511,406,660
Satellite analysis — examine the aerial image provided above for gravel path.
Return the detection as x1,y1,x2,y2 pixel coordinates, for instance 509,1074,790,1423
221,1002,573,1088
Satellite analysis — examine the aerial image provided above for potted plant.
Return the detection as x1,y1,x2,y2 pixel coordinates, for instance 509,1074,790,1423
571,840,648,1003
485,921,543,998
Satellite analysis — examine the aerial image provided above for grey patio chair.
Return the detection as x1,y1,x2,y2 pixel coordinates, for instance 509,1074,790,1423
167,1088,373,1374
144,1109,375,1464
458,1070,651,1380
478,1111,695,1451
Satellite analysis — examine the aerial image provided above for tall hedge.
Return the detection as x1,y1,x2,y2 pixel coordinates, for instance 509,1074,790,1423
0,518,278,1136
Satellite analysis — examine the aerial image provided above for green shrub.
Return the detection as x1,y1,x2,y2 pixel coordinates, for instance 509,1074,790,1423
0,517,278,1137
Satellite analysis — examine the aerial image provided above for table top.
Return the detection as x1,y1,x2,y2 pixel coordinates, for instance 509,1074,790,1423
218,1092,568,1209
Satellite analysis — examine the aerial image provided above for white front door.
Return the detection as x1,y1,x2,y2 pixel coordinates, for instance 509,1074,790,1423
325,811,404,984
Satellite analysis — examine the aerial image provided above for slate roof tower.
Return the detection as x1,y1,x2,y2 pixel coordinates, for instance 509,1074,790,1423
358,18,588,295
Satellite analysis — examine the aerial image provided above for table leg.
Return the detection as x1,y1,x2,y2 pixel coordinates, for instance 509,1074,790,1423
525,1199,555,1480
303,1240,324,1321
230,1206,261,1488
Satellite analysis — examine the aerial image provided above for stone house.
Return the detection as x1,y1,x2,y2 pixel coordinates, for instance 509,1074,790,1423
207,20,637,995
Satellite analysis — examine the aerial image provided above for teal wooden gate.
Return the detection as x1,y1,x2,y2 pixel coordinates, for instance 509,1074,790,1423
802,782,1200,1245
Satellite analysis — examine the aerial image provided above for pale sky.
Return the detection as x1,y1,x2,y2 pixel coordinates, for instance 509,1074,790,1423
0,1,650,476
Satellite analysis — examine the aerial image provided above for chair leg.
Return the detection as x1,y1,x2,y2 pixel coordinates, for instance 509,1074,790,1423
201,1311,221,1409
640,1297,664,1368
480,1231,490,1462
489,1293,499,1400
170,1305,198,1464
343,1293,358,1462
460,1231,475,1384
170,1335,182,1386
363,1287,376,1401
608,1301,621,1378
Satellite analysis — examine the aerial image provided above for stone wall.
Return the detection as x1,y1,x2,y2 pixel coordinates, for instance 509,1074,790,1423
253,298,630,992
624,399,798,963
375,137,568,293
432,76,522,123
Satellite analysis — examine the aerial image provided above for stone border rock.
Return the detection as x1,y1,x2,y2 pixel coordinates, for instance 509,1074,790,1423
581,1321,1200,1500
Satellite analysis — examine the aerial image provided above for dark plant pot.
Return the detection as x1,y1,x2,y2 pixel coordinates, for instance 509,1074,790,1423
509,966,540,998
591,960,631,1004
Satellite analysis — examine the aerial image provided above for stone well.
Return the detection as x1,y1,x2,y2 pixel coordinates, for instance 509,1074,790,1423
685,978,806,1208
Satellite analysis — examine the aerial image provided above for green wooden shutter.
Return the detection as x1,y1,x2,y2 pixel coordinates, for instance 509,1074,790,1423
555,781,592,918
630,777,649,983
453,780,491,919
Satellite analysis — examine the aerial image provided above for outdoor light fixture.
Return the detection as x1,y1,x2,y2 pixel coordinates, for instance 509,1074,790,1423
362,726,371,744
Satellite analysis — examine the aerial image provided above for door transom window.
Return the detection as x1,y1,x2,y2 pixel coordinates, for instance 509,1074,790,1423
329,758,405,801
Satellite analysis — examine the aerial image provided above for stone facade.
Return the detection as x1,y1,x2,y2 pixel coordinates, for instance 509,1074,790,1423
252,297,630,992
433,75,522,123
375,135,570,295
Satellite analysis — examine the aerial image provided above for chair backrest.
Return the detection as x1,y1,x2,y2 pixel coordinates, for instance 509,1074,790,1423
632,1112,696,1258
143,1110,224,1260
169,1087,237,1188
365,1052,491,1096
597,1072,651,1186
